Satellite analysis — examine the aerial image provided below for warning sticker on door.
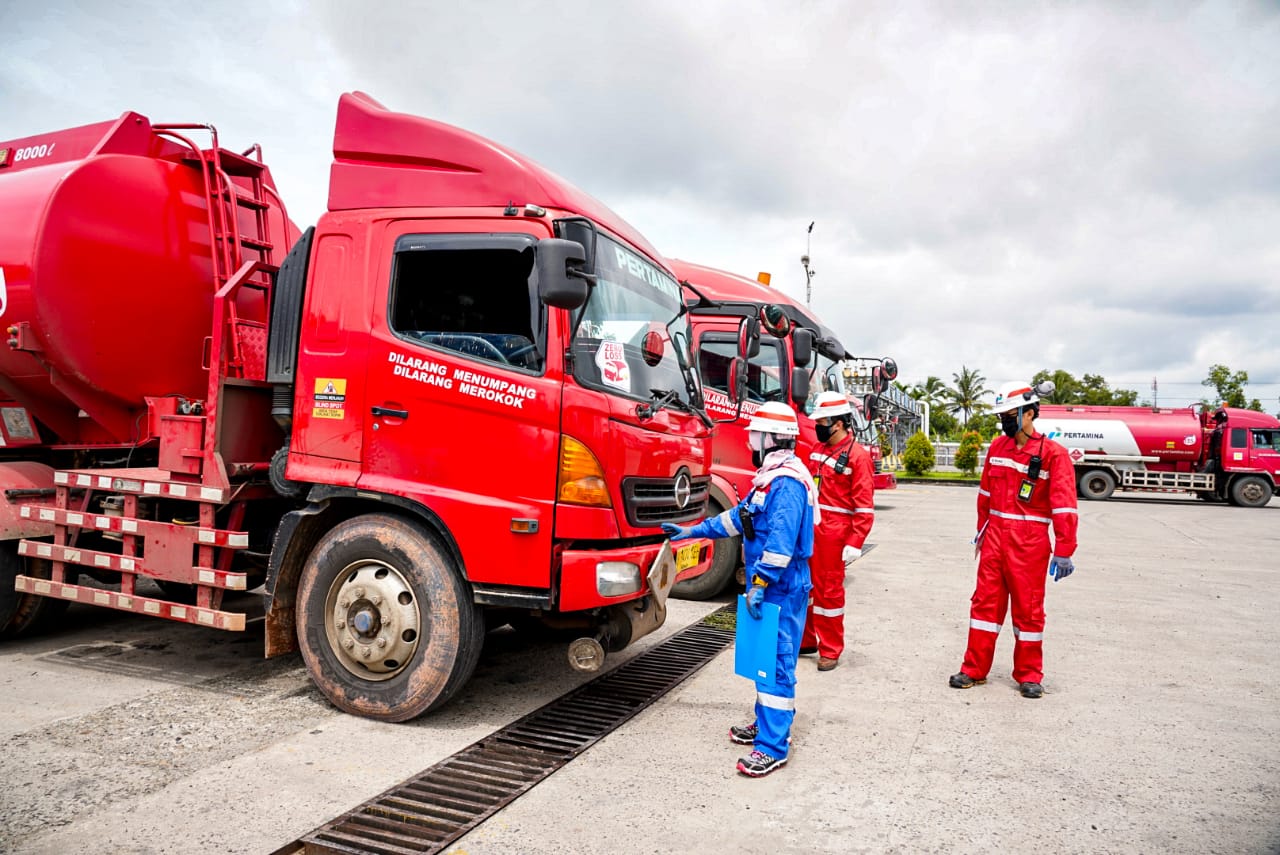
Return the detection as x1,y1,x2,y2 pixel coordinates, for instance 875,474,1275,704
313,378,347,420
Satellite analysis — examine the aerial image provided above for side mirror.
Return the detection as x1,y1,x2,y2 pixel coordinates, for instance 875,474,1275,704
870,366,887,395
537,238,592,310
864,394,879,421
791,328,813,369
727,357,749,407
880,357,898,382
640,330,665,367
737,317,761,360
760,304,793,338
1034,379,1056,398
790,367,810,407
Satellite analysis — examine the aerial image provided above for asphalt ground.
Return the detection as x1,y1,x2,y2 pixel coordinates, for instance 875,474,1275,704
1,484,1277,854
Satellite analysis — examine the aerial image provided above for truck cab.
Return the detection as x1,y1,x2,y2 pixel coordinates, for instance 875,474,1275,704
668,259,897,599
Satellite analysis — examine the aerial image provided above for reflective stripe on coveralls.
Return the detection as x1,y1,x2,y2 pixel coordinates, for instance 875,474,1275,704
682,460,813,759
960,432,1078,685
803,439,875,661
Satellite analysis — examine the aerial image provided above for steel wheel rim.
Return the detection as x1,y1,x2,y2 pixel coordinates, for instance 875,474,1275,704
323,559,423,681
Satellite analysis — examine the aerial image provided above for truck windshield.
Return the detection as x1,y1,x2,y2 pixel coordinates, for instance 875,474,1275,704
571,235,700,410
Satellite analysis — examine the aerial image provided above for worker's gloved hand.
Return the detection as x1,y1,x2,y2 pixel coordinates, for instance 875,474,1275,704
1049,556,1075,582
745,584,766,619
842,545,862,568
661,523,692,541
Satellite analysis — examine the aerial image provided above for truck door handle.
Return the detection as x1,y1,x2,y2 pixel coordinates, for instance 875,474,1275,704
371,406,410,419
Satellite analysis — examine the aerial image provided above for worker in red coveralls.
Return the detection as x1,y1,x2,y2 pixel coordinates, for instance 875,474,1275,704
800,391,875,672
950,380,1079,699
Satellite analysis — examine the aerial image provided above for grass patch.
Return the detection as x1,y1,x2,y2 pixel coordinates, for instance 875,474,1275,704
897,470,979,482
700,605,737,630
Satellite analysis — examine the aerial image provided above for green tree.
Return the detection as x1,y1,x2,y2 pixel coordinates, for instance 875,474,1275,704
902,430,935,476
1202,364,1250,408
954,430,983,475
910,374,956,438
1032,368,1138,406
1030,369,1079,403
967,412,999,440
944,365,991,430
1079,373,1139,405
930,408,960,440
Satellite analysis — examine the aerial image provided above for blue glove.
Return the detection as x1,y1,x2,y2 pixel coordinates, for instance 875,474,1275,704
1049,556,1075,582
745,584,766,619
661,522,692,541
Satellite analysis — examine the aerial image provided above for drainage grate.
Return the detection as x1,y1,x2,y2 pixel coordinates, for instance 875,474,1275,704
278,608,734,855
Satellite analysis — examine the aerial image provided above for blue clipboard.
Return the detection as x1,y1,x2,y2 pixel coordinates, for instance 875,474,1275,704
734,595,781,688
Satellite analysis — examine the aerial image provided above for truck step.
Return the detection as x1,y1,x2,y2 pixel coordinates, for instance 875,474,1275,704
52,468,228,503
13,575,245,630
17,539,248,590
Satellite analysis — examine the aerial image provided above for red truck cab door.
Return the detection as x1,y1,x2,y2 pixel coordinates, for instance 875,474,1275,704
1247,427,1280,480
357,222,563,590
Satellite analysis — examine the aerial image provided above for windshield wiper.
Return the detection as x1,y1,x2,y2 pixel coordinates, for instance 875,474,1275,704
636,388,683,420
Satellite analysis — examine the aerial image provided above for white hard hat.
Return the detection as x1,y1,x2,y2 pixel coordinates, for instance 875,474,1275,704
991,381,1038,415
812,391,853,420
745,401,801,436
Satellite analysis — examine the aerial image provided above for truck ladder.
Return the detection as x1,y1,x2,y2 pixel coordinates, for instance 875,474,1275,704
14,468,253,631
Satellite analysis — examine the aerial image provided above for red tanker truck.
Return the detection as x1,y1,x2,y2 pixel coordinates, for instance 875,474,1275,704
667,259,898,599
1035,404,1280,507
0,92,746,720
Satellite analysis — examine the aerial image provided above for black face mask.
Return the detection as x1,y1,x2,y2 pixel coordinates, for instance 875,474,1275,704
751,450,764,468
1001,411,1020,438
815,423,834,443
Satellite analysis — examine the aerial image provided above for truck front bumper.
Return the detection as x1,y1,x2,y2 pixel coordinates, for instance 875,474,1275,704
558,538,711,612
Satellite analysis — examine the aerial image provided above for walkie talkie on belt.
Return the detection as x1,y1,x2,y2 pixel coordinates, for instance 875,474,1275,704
737,504,756,539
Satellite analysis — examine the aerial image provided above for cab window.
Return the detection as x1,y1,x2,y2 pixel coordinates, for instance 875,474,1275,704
1252,429,1278,450
698,334,785,403
388,233,545,372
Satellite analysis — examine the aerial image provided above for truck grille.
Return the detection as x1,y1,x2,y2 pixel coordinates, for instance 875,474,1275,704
622,473,709,526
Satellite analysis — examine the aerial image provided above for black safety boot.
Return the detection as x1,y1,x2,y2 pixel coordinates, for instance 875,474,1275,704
737,750,787,778
949,672,986,689
799,646,819,656
1019,681,1044,699
729,723,758,745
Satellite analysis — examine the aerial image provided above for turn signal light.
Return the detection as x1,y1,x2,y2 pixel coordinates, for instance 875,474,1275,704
558,435,611,507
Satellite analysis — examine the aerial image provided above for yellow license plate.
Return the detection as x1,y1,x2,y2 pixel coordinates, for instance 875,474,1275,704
675,542,700,571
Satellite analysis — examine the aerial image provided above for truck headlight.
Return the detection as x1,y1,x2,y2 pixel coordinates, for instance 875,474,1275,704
596,561,641,597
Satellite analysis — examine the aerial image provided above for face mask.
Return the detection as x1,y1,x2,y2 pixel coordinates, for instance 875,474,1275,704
1001,410,1021,438
748,431,776,468
815,422,833,443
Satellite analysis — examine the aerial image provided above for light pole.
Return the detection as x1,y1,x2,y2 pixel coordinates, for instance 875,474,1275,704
801,221,815,305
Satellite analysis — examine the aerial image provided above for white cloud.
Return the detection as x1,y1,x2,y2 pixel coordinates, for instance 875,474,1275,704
4,0,1279,409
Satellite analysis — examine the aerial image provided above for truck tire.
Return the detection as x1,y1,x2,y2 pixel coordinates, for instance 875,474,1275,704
1078,469,1116,501
0,554,70,640
1229,475,1273,509
671,498,740,601
296,513,484,721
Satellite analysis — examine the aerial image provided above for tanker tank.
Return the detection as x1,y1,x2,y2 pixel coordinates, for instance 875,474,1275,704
0,112,297,446
1036,405,1206,469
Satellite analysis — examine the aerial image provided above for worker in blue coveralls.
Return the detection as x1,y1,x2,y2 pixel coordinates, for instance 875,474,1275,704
663,400,816,778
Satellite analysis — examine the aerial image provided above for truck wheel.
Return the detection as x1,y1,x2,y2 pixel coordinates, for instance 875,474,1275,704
1229,475,1273,509
0,555,70,639
1078,469,1116,501
671,498,740,601
296,513,484,721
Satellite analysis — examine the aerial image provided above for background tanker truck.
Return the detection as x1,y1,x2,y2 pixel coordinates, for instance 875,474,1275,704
667,258,898,599
1036,404,1280,507
0,92,747,720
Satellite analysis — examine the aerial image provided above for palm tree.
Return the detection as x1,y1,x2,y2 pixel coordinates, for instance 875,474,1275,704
911,376,948,409
945,365,991,429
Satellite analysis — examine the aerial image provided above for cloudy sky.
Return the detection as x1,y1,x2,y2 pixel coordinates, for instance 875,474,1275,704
6,0,1279,409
